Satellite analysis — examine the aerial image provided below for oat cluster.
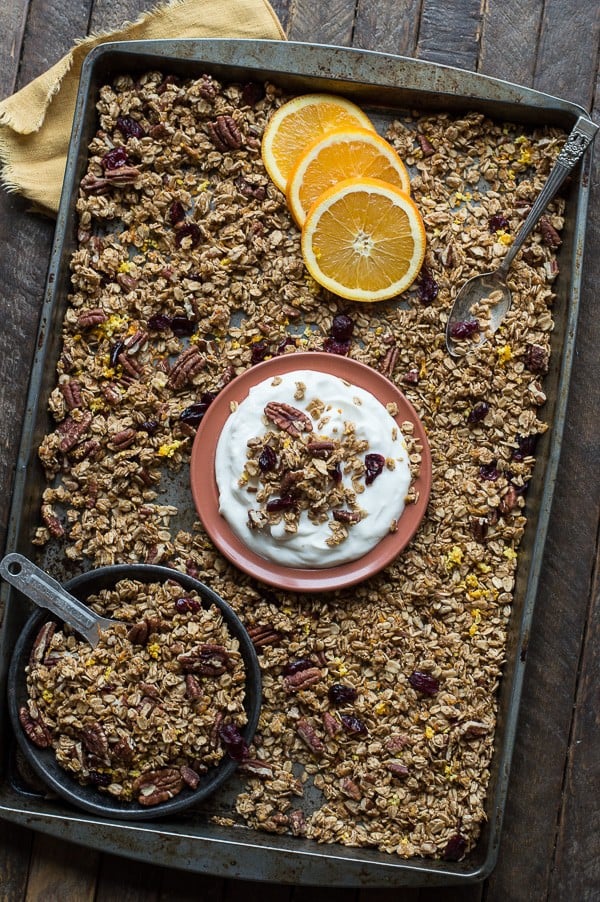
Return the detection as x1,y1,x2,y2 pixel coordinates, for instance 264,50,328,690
31,69,564,857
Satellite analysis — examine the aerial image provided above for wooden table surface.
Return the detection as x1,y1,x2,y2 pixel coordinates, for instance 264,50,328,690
1,0,598,899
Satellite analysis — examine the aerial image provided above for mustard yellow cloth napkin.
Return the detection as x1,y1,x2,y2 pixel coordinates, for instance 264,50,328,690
0,0,285,214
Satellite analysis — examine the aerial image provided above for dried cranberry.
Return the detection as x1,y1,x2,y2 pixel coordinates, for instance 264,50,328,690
87,770,111,787
467,401,490,424
417,265,439,305
329,462,343,484
471,517,489,541
512,433,537,461
330,314,354,343
180,402,208,429
147,313,172,332
449,319,480,340
489,213,510,232
408,671,439,696
443,833,467,861
275,336,296,355
479,462,501,481
241,82,265,107
219,723,249,762
101,147,128,171
323,338,350,355
139,420,159,435
340,714,368,736
175,596,201,614
283,658,314,677
174,223,201,248
258,445,278,472
109,340,125,368
364,453,385,486
171,315,196,336
250,341,270,365
328,684,358,705
116,116,146,141
265,496,296,513
169,200,186,224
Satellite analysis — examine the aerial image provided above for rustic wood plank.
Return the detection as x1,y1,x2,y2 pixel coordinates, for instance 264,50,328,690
291,887,357,902
95,853,161,902
266,0,291,35
0,0,29,98
534,0,600,109
418,886,482,901
24,833,97,902
0,820,33,902
224,878,292,901
416,0,483,70
18,0,92,84
352,0,422,58
285,0,356,46
358,887,420,901
478,0,544,83
159,870,226,901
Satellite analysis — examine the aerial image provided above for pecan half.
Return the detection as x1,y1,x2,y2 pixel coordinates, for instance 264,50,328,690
539,216,562,248
284,666,322,693
387,761,409,778
322,711,341,737
238,758,274,779
57,411,93,453
167,346,206,390
19,705,52,748
116,351,143,379
185,674,203,699
296,718,325,756
207,115,242,151
134,767,184,806
178,643,232,676
111,427,137,449
306,440,336,457
29,621,56,666
80,166,141,194
59,379,83,410
332,509,363,524
247,624,281,648
460,720,491,738
123,329,148,355
77,308,107,329
264,402,313,437
82,723,109,759
180,765,201,789
498,485,519,515
379,344,399,380
41,504,65,538
340,777,362,800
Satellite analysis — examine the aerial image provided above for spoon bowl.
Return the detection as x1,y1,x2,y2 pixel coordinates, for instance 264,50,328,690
445,115,597,357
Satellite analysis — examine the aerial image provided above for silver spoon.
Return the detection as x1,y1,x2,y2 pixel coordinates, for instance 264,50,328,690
445,115,598,357
0,552,118,648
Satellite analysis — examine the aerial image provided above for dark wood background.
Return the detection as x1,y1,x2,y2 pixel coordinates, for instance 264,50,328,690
1,0,598,899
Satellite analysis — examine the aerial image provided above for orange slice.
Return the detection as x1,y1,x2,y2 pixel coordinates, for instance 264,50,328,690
287,127,410,226
261,94,375,193
301,177,426,303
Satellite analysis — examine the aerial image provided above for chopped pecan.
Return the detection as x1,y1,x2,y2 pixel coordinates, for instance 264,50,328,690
29,621,56,666
279,469,305,495
80,166,141,194
332,509,363,524
116,351,143,379
498,485,519,515
539,216,562,248
185,673,203,699
69,439,100,462
19,705,52,748
289,809,307,836
59,379,83,410
248,509,269,530
234,176,266,200
216,364,236,389
210,711,224,748
178,643,232,676
402,369,420,385
82,723,109,759
461,720,491,738
264,401,313,437
322,711,341,737
57,411,92,453
296,718,325,756
123,329,148,355
77,308,107,329
112,737,134,762
471,516,489,541
238,758,275,779
384,734,408,753
306,440,336,457
127,617,162,646
379,344,399,380
247,624,281,648
180,765,201,789
101,383,122,406
417,133,436,156
284,666,322,693
111,427,137,449
116,272,139,292
167,346,206,390
340,777,362,800
197,74,217,100
387,761,409,778
134,767,184,806
207,115,242,151
41,504,64,538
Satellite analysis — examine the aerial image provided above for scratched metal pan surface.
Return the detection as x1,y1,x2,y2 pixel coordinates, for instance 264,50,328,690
0,40,594,886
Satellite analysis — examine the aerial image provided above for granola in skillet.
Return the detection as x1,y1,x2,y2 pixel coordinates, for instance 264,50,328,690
22,579,247,805
32,69,566,857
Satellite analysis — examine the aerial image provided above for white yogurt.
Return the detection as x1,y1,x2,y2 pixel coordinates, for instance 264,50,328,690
215,370,411,568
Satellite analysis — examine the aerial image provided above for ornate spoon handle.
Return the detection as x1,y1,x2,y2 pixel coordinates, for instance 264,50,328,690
499,115,598,276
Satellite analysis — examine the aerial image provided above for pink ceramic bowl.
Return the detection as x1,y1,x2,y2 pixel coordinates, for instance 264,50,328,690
190,352,431,592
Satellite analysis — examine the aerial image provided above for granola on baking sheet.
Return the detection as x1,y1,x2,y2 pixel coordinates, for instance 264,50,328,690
31,69,565,857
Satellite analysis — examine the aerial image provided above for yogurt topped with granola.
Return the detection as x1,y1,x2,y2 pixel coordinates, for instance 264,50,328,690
215,370,411,568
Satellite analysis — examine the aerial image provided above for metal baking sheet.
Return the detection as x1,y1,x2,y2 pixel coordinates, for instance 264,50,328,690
0,39,594,887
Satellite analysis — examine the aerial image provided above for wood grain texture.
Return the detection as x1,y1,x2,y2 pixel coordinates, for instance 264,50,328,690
95,853,161,902
24,834,97,902
352,0,422,58
478,0,543,82
416,0,483,70
0,0,29,98
18,0,92,84
534,0,600,109
0,820,33,902
285,0,355,46
159,870,225,902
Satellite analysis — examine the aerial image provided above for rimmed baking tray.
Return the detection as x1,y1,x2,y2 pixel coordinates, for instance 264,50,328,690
0,39,594,886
